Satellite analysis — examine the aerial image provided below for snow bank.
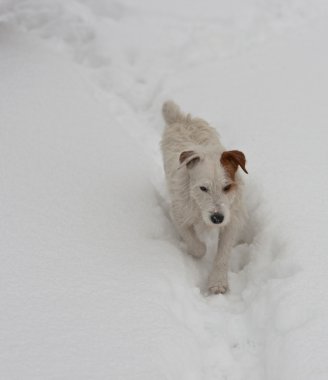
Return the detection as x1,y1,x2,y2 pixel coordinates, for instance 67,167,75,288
1,1,328,379
0,28,204,379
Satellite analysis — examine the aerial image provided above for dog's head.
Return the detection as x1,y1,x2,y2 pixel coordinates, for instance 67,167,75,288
179,149,247,227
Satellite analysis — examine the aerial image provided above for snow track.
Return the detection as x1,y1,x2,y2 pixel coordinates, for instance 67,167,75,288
1,1,328,379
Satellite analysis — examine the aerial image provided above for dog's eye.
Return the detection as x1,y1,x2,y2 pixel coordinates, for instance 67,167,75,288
200,186,208,192
223,184,232,192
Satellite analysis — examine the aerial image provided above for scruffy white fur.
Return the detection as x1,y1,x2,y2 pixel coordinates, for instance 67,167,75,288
161,101,247,294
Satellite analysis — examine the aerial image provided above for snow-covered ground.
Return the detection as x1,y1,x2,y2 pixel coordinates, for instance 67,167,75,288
1,1,328,379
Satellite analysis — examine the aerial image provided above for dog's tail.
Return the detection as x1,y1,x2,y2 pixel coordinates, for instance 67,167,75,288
162,100,184,124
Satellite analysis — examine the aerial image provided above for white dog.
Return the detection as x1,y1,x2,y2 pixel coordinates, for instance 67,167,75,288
161,101,248,294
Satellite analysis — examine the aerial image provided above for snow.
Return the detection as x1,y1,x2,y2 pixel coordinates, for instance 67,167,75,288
1,1,328,379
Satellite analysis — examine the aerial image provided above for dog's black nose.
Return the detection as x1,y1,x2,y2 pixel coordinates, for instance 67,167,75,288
210,213,224,224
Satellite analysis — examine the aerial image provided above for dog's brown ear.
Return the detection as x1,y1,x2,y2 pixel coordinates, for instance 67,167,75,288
179,150,200,169
220,150,248,179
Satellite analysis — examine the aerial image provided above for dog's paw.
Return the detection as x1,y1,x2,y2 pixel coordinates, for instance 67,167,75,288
189,242,206,259
208,273,229,295
208,283,228,295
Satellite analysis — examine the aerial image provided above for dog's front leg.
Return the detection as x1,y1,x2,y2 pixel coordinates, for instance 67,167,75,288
177,225,206,259
208,225,236,294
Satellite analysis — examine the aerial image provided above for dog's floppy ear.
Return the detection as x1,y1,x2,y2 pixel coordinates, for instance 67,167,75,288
179,150,200,169
220,150,248,179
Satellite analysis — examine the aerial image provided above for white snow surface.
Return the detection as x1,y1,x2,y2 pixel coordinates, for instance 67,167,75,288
1,1,328,379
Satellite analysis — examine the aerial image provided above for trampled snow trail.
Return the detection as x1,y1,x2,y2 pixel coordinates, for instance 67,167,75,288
2,1,328,379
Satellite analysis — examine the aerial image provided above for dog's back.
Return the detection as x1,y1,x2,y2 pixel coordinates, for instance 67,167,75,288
161,101,222,175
